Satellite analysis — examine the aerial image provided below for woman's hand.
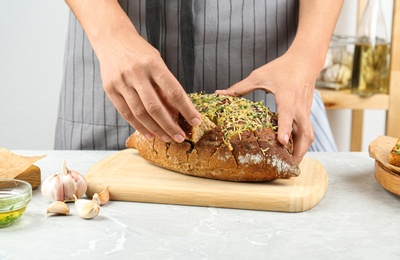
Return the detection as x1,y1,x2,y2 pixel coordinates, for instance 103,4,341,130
216,52,316,164
217,0,343,163
98,33,201,143
66,0,202,143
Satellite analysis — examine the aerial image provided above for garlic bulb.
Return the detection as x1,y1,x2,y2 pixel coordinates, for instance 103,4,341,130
74,194,100,219
41,160,87,202
46,201,70,217
323,63,352,85
332,47,353,68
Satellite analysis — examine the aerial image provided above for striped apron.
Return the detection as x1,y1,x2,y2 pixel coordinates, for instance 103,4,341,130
55,0,337,152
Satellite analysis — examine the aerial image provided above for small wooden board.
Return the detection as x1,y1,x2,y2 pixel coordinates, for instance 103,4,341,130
14,165,41,190
85,149,328,212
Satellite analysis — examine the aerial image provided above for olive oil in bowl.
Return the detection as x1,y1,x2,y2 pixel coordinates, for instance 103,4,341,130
0,201,27,228
0,179,32,228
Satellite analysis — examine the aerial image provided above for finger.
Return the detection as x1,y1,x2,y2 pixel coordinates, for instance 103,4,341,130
215,77,257,97
115,64,185,142
154,84,179,118
216,71,273,97
276,108,294,149
152,67,202,127
131,80,187,142
107,92,157,140
291,119,314,163
123,86,186,141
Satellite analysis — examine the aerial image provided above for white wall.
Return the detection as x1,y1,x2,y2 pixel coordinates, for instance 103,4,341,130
0,0,69,149
0,0,393,151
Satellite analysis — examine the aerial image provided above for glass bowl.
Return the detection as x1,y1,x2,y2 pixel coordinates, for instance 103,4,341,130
0,179,32,228
316,35,356,90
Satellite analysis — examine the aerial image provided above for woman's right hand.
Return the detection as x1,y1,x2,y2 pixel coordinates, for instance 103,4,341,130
67,0,202,143
98,32,202,143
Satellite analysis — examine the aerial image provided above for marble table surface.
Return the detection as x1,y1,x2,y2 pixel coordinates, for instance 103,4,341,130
2,150,400,260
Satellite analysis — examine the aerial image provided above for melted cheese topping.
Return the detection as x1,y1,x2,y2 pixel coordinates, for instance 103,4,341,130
189,93,277,144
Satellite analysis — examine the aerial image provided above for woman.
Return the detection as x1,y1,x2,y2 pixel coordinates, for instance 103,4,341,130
55,0,342,163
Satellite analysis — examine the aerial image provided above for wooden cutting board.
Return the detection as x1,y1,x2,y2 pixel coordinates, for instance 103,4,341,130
85,149,328,212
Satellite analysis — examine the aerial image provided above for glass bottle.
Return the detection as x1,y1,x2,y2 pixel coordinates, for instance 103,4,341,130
351,0,390,96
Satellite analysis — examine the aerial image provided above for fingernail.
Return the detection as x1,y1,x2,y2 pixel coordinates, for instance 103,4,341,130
162,135,171,142
174,134,185,143
145,133,154,140
284,134,289,144
191,118,201,126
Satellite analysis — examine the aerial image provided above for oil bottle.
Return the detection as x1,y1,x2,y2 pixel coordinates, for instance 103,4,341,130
351,0,390,96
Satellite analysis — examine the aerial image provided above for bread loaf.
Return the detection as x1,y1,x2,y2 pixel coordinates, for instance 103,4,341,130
389,138,400,167
126,93,300,181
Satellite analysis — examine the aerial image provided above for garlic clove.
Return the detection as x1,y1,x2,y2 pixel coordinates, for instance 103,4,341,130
41,174,64,202
46,201,70,217
63,160,87,200
69,169,88,199
97,186,110,205
92,193,100,204
60,171,77,202
73,194,100,219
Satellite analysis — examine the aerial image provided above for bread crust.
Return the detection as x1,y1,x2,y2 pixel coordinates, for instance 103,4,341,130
125,94,300,181
389,138,400,167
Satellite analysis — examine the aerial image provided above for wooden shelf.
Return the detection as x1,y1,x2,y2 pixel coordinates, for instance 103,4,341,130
318,88,389,110
318,87,390,151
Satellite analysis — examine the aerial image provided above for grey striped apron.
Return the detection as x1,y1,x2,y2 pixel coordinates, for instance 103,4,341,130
55,0,337,152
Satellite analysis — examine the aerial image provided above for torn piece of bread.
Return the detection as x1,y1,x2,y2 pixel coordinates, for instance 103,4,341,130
178,114,216,143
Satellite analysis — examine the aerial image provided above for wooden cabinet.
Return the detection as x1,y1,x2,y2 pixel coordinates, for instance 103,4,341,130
319,0,400,151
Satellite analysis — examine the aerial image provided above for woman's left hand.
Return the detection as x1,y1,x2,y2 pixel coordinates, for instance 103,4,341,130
216,52,317,164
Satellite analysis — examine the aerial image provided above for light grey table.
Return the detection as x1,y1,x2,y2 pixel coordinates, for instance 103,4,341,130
2,151,400,260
